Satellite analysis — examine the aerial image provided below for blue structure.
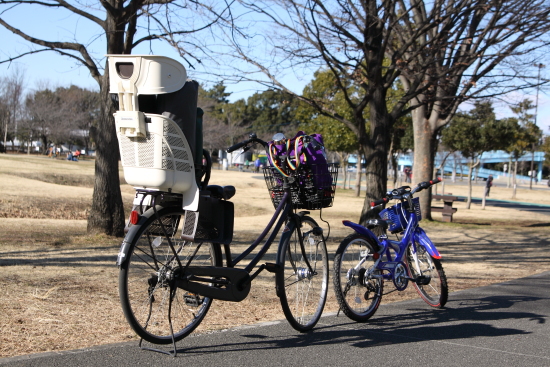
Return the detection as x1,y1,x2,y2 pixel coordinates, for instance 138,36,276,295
396,150,545,182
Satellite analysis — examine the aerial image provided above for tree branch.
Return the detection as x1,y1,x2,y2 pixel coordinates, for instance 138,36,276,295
0,17,101,82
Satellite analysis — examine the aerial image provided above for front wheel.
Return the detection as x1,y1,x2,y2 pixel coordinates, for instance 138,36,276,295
119,206,223,344
276,216,329,332
333,233,383,322
406,243,448,308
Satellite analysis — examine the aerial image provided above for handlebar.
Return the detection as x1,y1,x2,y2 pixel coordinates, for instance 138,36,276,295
411,177,441,194
226,131,322,153
226,140,249,153
226,133,268,153
370,178,441,209
370,197,389,208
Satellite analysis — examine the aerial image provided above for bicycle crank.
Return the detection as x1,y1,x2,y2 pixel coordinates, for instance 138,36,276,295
392,262,409,291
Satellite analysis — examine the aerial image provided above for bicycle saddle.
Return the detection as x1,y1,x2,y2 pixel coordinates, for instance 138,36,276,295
365,218,389,231
206,185,236,200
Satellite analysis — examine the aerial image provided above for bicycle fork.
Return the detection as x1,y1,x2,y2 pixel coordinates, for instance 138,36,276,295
406,243,432,286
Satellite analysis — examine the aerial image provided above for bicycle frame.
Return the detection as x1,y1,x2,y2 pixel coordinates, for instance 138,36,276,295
334,178,447,324
118,177,311,292
225,189,294,275
343,203,441,284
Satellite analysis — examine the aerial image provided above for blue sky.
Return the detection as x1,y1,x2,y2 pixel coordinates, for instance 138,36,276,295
1,4,549,134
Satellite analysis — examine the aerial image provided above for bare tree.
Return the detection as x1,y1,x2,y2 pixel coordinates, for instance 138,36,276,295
0,0,233,235
206,1,422,222
203,0,550,222
0,67,25,152
0,79,7,153
24,87,65,154
56,85,100,153
392,0,550,217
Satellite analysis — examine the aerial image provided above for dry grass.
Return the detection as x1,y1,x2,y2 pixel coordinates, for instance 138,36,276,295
0,154,549,358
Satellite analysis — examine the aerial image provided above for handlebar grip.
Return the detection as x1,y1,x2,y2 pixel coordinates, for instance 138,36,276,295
429,177,442,185
370,198,389,208
227,140,249,153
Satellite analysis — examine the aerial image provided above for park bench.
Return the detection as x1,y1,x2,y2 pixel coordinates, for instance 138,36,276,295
431,194,459,222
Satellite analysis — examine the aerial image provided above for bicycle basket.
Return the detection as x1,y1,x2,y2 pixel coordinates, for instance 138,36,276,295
379,197,421,233
263,163,339,210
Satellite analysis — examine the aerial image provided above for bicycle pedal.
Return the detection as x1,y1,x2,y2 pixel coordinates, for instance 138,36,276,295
264,263,280,273
183,292,203,307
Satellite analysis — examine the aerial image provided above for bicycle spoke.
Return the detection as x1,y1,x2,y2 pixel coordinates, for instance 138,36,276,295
277,217,328,332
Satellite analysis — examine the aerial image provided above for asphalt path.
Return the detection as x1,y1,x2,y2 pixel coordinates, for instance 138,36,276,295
2,272,549,367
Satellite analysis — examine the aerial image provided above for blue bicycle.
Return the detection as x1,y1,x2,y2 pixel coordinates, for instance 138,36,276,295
333,178,448,322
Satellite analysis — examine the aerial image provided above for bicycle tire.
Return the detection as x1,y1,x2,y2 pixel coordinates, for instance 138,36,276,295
405,242,448,308
333,233,383,322
119,205,223,344
276,216,329,332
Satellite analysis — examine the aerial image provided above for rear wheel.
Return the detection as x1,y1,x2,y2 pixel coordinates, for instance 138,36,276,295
277,216,329,332
406,243,448,308
333,233,383,322
119,206,222,344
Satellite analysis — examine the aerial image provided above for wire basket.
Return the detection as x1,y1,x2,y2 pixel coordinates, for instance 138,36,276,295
380,197,422,233
263,163,339,210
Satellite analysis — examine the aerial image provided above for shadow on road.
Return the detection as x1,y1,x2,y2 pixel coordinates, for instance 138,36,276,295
170,293,546,356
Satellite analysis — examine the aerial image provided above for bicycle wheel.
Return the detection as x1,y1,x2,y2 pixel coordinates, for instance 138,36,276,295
406,242,448,308
119,206,222,344
276,216,329,332
333,233,383,322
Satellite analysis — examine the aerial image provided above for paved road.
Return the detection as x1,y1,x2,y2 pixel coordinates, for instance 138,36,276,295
2,272,549,366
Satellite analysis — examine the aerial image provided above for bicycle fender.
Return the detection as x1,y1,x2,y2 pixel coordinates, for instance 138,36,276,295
342,220,379,244
116,208,157,267
414,228,441,259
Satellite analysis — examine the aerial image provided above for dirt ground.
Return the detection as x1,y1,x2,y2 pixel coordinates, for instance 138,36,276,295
0,154,549,358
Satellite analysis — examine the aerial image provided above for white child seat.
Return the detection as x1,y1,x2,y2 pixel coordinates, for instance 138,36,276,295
107,55,199,211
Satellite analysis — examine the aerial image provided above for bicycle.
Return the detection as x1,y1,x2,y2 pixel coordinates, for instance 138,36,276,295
117,132,338,355
333,178,448,322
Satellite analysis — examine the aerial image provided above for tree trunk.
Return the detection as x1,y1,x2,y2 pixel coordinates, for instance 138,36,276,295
507,157,512,188
341,166,348,189
512,159,518,199
359,90,390,224
529,147,535,189
411,108,436,220
2,110,10,151
355,151,362,196
86,71,125,237
452,155,457,182
466,162,474,209
391,152,398,188
336,152,348,190
360,143,387,223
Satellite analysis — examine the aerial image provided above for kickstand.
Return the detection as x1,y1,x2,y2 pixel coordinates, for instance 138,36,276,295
138,286,178,357
138,337,177,357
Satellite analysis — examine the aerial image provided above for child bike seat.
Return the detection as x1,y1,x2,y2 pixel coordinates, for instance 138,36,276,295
365,218,389,231
206,185,236,200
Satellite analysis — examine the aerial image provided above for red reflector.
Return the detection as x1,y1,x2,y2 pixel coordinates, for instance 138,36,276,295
372,252,380,260
130,210,139,225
